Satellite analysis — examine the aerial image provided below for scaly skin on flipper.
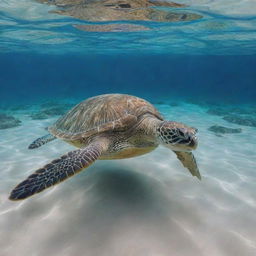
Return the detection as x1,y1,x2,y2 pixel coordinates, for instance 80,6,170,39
28,134,56,149
174,151,201,180
10,140,108,200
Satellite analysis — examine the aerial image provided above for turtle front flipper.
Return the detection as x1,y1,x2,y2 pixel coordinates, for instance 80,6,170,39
174,151,201,180
9,140,108,201
28,134,56,149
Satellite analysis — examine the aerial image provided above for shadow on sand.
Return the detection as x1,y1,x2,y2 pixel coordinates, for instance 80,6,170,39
4,166,202,256
44,166,201,255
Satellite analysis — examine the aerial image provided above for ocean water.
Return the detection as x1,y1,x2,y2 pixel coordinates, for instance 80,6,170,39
0,0,256,256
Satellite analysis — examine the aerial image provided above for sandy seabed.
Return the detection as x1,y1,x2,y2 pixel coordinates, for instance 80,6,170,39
0,103,255,256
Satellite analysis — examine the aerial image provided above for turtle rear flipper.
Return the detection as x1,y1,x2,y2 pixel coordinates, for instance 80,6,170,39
28,134,56,149
174,151,201,180
10,140,107,200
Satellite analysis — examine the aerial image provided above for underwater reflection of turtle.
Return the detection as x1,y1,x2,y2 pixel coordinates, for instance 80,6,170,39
74,23,150,32
74,24,150,32
10,94,201,201
37,0,202,31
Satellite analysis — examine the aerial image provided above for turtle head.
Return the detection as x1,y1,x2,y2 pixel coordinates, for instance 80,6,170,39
156,121,198,152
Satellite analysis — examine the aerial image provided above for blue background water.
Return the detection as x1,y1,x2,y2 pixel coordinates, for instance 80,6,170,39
1,53,256,106
1,0,256,108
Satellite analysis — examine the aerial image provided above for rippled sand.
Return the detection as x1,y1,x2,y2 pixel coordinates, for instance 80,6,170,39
0,103,255,256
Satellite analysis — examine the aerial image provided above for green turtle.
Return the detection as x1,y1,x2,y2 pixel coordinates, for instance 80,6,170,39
9,94,200,201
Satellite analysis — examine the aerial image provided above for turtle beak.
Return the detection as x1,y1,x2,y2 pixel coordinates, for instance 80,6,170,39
189,135,198,150
193,128,198,134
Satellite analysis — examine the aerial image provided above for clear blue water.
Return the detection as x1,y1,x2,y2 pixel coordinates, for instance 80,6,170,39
0,1,256,256
1,54,256,105
1,0,256,105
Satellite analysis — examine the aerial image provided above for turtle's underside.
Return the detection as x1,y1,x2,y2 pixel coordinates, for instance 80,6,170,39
37,0,202,31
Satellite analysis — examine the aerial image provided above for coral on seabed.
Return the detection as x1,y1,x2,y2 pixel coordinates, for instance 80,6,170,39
0,113,21,129
208,125,242,135
30,103,74,120
223,115,256,127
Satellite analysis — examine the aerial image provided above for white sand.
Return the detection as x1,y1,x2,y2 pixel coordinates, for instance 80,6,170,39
0,103,255,256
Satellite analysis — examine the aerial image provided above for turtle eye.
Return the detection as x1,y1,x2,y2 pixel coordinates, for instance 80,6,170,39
118,3,131,8
178,129,185,137
178,128,190,139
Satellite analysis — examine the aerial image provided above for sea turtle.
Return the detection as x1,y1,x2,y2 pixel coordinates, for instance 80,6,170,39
9,94,201,201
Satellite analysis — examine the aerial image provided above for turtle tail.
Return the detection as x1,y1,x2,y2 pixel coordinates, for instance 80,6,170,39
28,134,56,149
